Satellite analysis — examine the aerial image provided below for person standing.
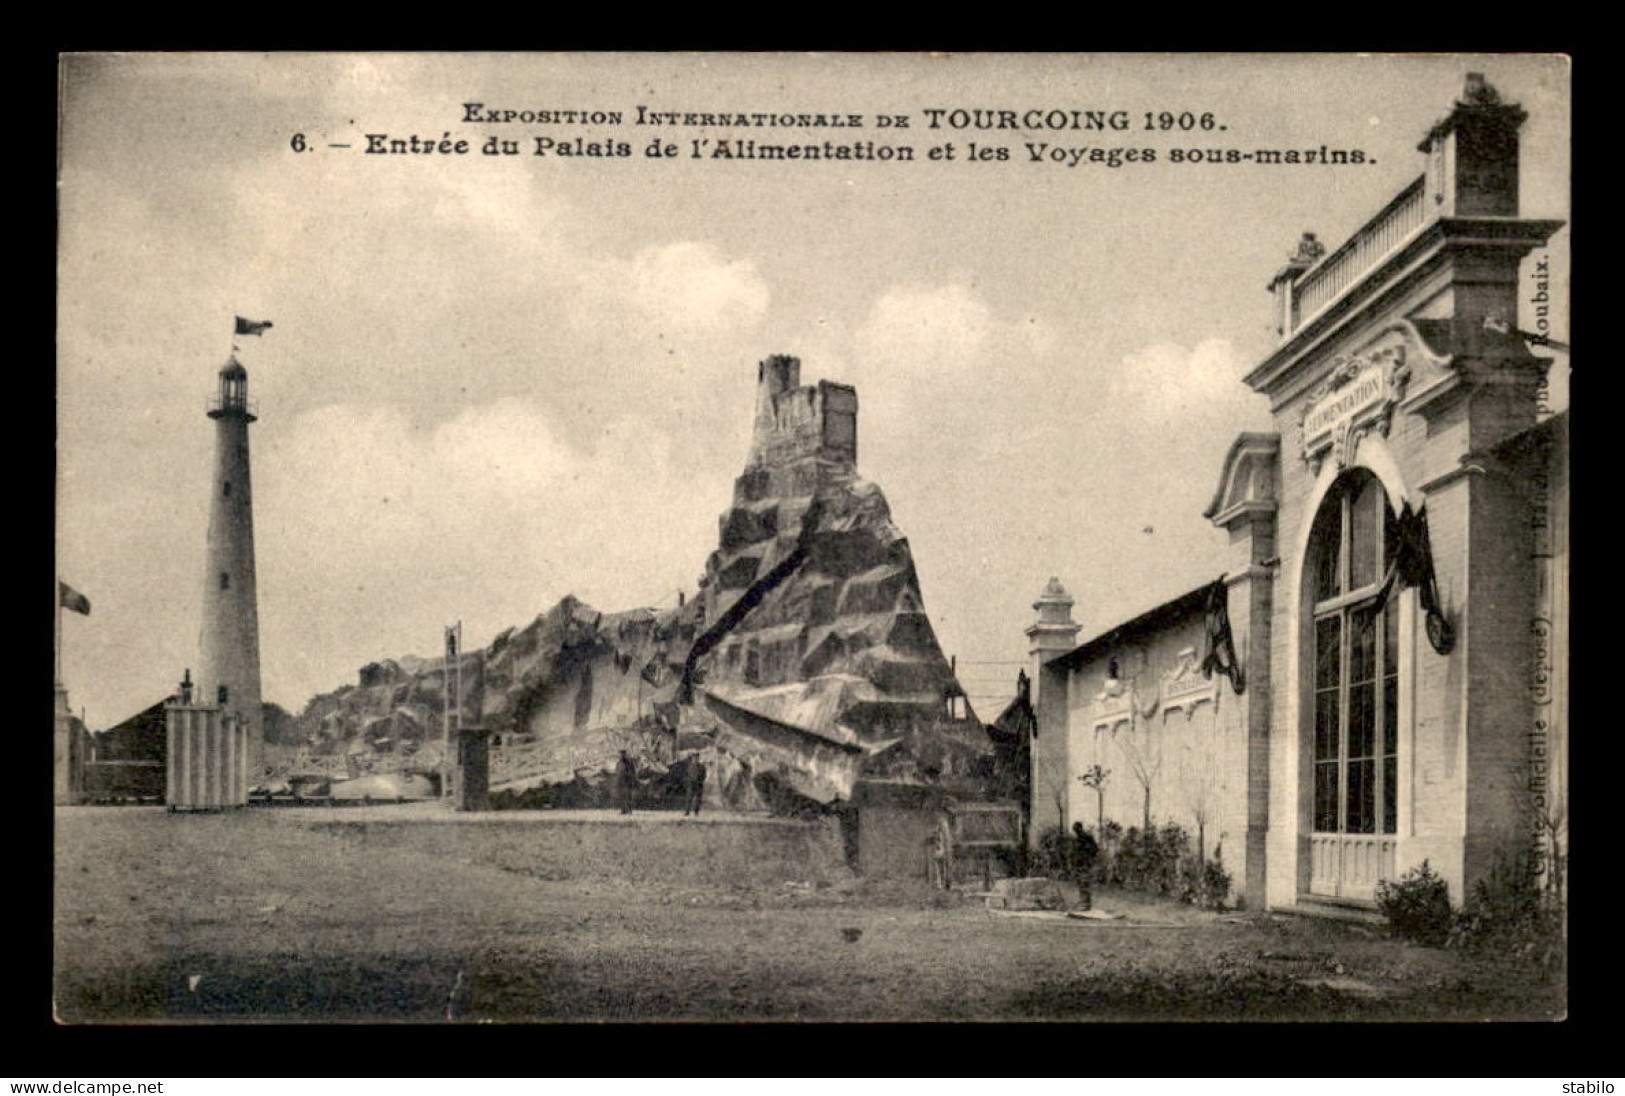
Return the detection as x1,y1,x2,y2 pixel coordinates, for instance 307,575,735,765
682,753,707,817
613,750,636,815
1071,821,1100,882
928,819,950,891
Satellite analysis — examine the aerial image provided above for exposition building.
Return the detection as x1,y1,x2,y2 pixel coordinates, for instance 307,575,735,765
1028,74,1568,915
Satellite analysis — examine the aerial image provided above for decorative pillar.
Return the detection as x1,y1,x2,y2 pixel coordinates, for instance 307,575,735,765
1419,72,1526,219
1205,432,1281,908
1025,578,1081,842
1267,233,1325,339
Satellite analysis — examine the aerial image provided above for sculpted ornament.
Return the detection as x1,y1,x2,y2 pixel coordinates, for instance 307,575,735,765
1299,344,1412,473
1161,647,1220,719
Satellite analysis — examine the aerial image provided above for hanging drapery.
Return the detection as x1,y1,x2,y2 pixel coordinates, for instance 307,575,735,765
1200,576,1245,694
1381,501,1455,655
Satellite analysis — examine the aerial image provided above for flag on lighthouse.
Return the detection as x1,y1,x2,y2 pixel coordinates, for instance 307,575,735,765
234,316,273,337
59,581,91,616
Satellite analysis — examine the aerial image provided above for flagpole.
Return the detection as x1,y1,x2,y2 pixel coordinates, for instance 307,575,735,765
442,622,462,800
443,625,450,800
454,620,463,794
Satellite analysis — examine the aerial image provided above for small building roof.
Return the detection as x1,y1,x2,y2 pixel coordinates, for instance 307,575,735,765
93,695,176,762
1049,581,1216,673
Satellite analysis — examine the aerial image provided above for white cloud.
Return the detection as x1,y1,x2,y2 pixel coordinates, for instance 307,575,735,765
595,241,771,336
842,280,1067,481
262,399,578,580
424,159,569,240
1106,337,1254,424
431,398,574,500
248,395,722,704
856,283,993,376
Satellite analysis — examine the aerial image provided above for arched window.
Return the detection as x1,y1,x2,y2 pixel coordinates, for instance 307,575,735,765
1308,469,1400,843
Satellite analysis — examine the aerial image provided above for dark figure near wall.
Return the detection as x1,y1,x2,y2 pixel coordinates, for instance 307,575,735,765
682,754,707,817
1071,821,1100,882
613,750,636,815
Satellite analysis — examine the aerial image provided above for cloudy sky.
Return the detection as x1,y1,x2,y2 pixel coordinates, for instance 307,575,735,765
56,53,1570,728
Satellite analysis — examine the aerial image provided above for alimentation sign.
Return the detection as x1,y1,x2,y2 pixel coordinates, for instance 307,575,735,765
1302,365,1386,448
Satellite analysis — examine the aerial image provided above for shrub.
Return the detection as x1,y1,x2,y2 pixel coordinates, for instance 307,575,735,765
1031,825,1073,879
1152,822,1190,895
1375,860,1453,947
1449,849,1566,974
1095,819,1124,878
1106,825,1142,888
1097,822,1230,908
1186,845,1233,911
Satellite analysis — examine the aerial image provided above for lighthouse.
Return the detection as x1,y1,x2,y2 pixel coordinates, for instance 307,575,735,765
196,346,264,773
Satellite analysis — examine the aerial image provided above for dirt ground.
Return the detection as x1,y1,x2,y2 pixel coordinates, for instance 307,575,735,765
53,804,1565,1023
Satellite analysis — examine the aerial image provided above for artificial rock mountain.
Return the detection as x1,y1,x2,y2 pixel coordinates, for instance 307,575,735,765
288,355,990,810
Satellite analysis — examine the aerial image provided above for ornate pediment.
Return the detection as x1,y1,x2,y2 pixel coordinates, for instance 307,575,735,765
1298,330,1416,473
1160,647,1219,720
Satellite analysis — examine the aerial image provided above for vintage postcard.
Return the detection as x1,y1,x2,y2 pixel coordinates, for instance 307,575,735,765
54,52,1570,1023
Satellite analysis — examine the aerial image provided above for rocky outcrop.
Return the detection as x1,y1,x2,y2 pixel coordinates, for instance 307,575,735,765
289,597,694,787
287,354,990,811
676,356,985,805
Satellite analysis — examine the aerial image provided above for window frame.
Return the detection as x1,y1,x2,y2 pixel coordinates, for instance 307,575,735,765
1309,469,1400,838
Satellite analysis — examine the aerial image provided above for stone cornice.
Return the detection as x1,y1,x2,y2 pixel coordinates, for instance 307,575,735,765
1209,498,1279,531
1245,216,1565,402
1205,431,1281,529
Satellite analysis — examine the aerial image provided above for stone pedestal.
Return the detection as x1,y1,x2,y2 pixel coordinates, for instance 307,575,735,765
454,727,492,812
54,685,85,806
165,702,248,810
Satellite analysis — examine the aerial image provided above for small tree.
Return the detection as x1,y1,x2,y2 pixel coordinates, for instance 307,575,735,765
1077,763,1110,837
1040,766,1070,835
1182,704,1223,866
1116,716,1161,831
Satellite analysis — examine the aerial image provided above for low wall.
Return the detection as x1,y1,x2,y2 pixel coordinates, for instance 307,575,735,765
855,805,935,879
306,814,850,888
83,760,165,801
